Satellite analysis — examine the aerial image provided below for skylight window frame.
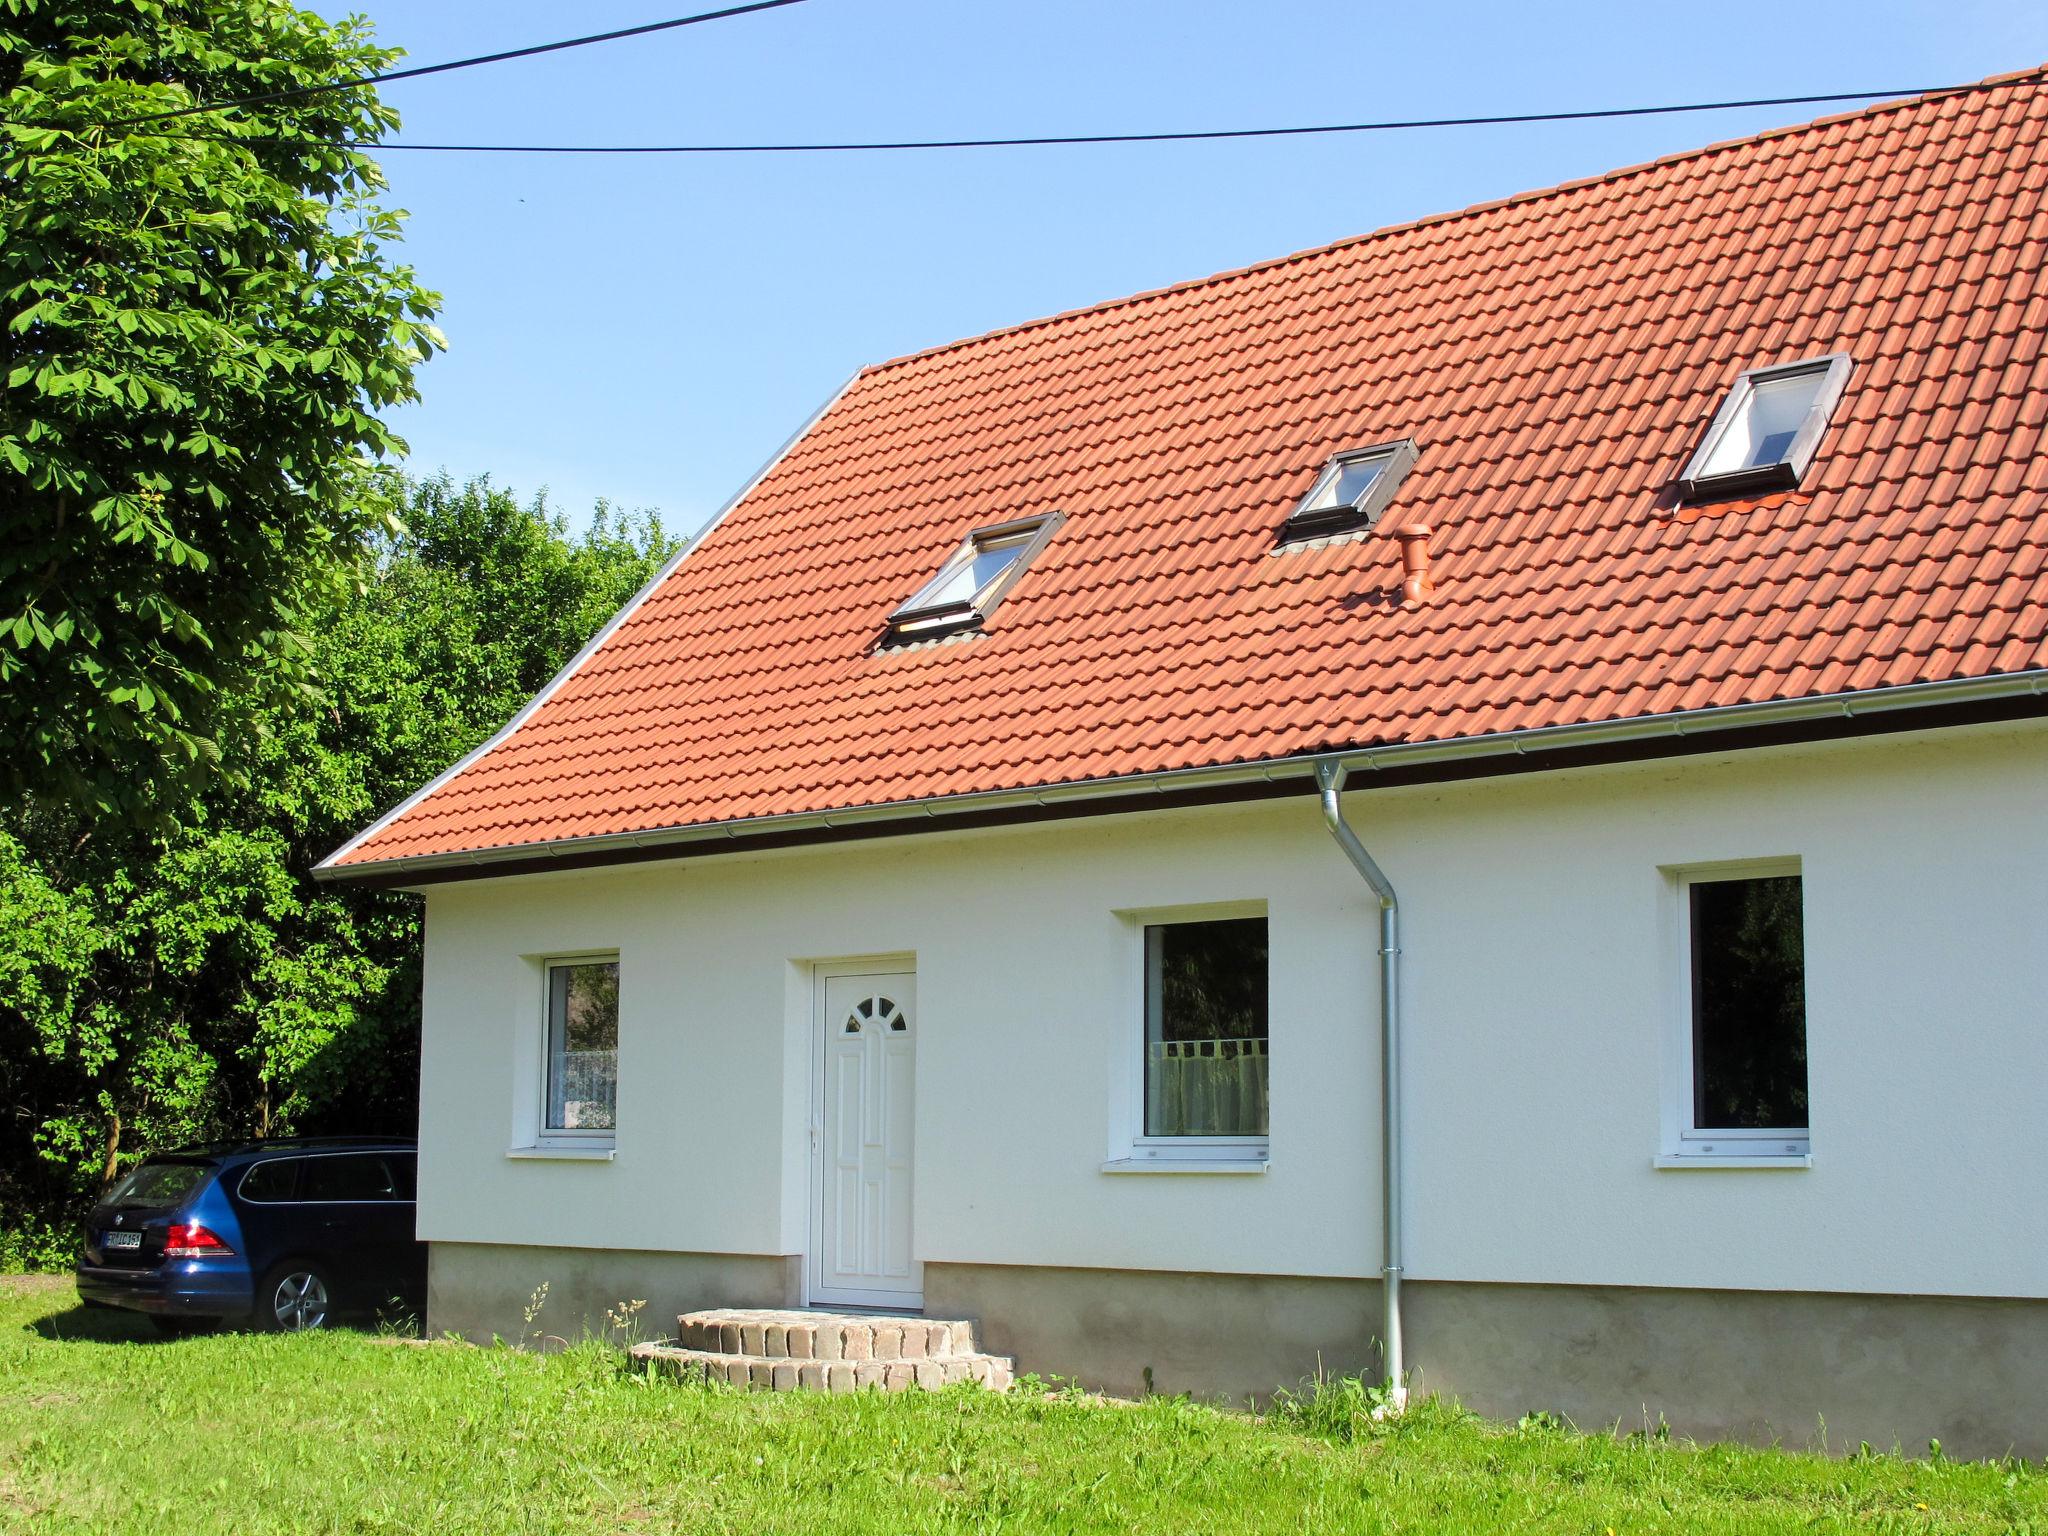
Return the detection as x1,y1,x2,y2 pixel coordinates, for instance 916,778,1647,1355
1677,353,1854,502
1280,439,1421,544
882,511,1064,645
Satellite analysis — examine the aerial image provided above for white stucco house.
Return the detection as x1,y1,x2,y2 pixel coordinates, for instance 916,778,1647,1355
318,72,2048,1454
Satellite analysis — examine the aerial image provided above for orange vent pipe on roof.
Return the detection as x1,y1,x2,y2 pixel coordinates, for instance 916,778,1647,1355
1390,522,1435,604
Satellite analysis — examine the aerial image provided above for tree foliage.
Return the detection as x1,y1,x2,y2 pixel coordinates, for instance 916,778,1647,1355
0,475,679,1265
0,0,443,820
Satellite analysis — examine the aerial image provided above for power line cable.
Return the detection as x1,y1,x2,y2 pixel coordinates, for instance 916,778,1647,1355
132,71,2046,155
105,0,810,129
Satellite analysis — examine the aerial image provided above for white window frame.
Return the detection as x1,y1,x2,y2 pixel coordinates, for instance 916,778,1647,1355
1107,900,1270,1170
1676,353,1853,502
882,512,1064,643
1659,860,1810,1168
535,952,620,1151
1279,438,1420,544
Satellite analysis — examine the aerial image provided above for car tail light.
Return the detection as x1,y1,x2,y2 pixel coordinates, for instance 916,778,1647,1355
163,1222,233,1258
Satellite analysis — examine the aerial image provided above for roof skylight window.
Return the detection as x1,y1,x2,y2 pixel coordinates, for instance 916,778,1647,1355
1678,354,1853,501
883,512,1063,643
1281,439,1420,543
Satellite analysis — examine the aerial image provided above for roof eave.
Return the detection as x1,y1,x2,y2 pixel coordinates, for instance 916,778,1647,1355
315,668,2048,888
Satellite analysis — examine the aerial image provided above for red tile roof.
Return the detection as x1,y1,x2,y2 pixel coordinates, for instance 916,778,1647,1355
326,71,2048,873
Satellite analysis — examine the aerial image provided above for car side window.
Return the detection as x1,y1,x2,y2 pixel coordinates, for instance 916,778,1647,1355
238,1158,302,1202
299,1154,399,1203
389,1154,417,1201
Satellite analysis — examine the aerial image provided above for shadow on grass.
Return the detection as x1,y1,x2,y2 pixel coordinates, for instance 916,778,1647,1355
30,1301,168,1344
11,1280,423,1346
29,1305,424,1344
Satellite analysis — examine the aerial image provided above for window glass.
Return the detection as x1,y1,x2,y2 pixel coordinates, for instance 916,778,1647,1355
1303,455,1385,512
106,1159,214,1209
237,1159,301,1203
902,532,1034,618
919,535,1029,609
1690,876,1807,1131
300,1154,400,1202
886,515,1061,641
1700,369,1825,477
547,960,619,1133
1143,918,1269,1138
388,1154,417,1201
1282,441,1418,542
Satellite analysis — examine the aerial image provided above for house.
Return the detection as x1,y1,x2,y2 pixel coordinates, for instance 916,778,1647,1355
317,69,2048,1454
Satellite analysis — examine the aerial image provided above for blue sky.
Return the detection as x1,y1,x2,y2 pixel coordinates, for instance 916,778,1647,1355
315,0,2048,536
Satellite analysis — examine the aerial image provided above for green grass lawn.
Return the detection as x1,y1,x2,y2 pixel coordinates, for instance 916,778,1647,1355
2,1277,2041,1535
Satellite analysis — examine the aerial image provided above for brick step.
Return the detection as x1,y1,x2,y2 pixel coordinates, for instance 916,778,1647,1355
673,1307,980,1362
631,1342,1014,1393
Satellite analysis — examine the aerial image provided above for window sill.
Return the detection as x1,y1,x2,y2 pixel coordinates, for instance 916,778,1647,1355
1101,1156,1268,1175
506,1144,616,1162
1654,1151,1809,1170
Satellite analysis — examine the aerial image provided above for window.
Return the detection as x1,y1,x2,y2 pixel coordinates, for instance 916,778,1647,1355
884,513,1063,643
1142,917,1269,1143
300,1154,402,1202
1677,354,1852,500
1281,439,1420,542
1677,869,1808,1158
237,1158,301,1203
545,958,619,1138
105,1160,213,1209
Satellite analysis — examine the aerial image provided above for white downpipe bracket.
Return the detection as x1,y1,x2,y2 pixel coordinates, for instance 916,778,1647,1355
1315,759,1407,1411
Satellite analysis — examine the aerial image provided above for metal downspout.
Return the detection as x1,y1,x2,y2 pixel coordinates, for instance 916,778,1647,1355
1315,760,1407,1409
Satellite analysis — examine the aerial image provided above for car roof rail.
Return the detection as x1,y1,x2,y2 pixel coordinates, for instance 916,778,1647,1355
160,1133,416,1157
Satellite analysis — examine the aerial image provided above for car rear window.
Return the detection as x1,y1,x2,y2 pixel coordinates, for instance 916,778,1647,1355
237,1158,301,1202
299,1154,401,1202
106,1159,214,1209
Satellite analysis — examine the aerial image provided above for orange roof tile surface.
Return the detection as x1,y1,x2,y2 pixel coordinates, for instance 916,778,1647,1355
329,73,2048,870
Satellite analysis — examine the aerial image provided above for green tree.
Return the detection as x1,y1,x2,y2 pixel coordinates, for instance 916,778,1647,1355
0,475,679,1267
0,0,443,821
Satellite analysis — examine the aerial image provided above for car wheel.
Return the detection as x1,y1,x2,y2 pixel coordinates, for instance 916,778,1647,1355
259,1261,336,1333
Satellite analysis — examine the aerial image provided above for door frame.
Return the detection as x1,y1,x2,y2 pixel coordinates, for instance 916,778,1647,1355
805,956,921,1310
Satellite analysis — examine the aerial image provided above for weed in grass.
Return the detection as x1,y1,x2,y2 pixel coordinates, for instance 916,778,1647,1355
1011,1370,1094,1405
519,1280,552,1350
600,1297,649,1348
1267,1367,1414,1443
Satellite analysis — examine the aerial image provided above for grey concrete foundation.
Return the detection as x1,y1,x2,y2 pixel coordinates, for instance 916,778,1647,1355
922,1260,1381,1404
427,1242,799,1343
1408,1279,2048,1460
926,1261,2048,1459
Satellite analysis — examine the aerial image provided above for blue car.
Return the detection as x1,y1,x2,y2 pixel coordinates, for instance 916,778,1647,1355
76,1137,424,1334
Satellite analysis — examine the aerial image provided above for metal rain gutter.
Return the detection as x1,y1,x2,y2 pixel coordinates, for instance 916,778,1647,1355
314,668,2048,883
1315,760,1408,1410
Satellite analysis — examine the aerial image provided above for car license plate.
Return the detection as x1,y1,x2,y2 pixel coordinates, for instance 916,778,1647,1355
103,1230,141,1250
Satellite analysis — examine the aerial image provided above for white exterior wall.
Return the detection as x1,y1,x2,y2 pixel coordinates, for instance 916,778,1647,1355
415,720,2048,1299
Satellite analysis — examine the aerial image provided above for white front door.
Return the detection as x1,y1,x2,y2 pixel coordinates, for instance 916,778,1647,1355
812,971,919,1308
